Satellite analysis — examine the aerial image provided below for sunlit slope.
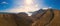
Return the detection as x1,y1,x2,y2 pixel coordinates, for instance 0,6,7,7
31,9,60,26
0,14,17,26
47,10,60,26
31,9,54,26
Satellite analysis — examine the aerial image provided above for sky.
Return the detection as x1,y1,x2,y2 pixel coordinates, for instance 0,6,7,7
0,0,60,13
44,0,60,9
0,0,14,10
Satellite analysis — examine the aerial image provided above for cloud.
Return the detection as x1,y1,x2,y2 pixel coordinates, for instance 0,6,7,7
2,4,39,13
1,1,8,4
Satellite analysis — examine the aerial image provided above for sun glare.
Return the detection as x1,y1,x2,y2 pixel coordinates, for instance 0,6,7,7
25,0,33,5
23,0,39,12
4,0,40,16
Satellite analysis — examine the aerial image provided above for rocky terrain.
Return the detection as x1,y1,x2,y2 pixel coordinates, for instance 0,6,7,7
0,9,60,26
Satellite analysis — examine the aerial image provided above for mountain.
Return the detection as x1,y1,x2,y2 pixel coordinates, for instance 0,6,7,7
31,9,60,26
0,9,60,26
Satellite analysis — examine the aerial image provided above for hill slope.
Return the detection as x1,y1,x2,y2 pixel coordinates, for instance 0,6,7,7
0,9,60,26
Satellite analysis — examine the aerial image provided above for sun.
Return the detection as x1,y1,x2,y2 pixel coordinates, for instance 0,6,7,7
25,0,33,5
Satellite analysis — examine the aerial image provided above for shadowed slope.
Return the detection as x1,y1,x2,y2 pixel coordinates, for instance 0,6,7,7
14,12,34,26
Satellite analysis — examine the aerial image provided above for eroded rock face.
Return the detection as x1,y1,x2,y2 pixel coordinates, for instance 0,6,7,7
0,9,60,26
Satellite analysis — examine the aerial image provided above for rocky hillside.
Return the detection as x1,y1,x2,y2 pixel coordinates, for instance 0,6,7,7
0,9,60,26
